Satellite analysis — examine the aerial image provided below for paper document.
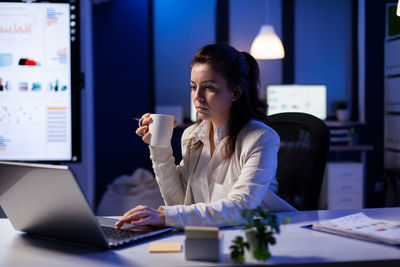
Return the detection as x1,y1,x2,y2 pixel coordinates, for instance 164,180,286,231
312,212,400,245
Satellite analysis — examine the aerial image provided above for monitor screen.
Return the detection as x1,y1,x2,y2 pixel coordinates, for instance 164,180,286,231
0,0,80,162
266,84,327,120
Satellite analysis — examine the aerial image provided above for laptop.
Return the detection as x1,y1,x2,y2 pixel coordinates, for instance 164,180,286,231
0,161,173,249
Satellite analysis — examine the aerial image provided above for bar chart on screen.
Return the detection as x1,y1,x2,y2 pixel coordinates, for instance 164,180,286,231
0,1,79,162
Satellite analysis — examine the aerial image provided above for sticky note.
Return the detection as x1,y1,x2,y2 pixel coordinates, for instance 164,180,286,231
148,242,181,253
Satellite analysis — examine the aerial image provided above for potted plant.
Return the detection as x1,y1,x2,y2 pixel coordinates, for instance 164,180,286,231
336,100,349,122
230,207,290,263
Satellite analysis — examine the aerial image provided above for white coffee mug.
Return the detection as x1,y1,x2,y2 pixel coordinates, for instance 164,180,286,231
148,114,174,147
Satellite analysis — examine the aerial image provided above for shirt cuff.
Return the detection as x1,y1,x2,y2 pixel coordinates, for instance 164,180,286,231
149,145,173,163
161,205,181,228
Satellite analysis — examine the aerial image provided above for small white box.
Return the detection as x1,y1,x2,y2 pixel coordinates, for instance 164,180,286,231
184,234,223,262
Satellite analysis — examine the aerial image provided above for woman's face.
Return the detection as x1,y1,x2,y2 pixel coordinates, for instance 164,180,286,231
191,63,234,129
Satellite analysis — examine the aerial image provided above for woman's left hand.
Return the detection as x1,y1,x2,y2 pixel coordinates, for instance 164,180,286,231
115,205,166,229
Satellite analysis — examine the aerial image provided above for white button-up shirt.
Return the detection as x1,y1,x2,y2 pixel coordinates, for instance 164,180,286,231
149,119,295,228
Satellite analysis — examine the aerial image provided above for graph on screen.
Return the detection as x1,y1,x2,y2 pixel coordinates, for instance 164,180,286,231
266,84,327,120
0,1,79,161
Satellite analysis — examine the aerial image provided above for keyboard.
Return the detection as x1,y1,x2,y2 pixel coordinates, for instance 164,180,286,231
100,226,142,241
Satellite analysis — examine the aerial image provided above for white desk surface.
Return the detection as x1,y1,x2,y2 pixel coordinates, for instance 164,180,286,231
0,208,399,266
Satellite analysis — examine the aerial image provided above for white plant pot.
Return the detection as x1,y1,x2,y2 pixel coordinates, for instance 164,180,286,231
245,230,257,256
336,109,349,122
245,230,270,262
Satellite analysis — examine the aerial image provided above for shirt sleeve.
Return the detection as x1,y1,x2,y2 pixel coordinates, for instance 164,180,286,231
161,127,280,228
149,127,192,206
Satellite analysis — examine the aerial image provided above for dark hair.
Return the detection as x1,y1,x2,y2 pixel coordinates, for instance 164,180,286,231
189,43,270,159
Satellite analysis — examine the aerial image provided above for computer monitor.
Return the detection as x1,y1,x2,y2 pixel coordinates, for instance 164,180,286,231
266,84,327,120
0,0,81,162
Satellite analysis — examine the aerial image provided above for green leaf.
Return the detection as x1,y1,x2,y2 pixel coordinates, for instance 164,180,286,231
230,236,248,263
254,246,271,261
282,217,291,224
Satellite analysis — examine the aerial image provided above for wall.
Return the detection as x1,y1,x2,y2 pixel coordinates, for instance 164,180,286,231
92,1,152,206
230,0,283,93
294,0,353,118
154,0,216,119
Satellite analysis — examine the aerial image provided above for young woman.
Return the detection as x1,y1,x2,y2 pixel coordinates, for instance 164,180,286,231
115,44,292,229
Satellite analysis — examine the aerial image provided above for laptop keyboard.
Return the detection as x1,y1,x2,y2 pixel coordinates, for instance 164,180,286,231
100,226,141,241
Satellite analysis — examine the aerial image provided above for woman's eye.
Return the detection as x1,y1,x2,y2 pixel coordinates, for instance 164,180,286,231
190,85,196,91
205,86,215,91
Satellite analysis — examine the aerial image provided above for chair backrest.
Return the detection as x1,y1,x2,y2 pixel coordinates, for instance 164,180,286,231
268,112,330,210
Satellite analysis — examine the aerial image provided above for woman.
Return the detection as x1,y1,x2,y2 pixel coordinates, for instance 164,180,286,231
115,44,292,229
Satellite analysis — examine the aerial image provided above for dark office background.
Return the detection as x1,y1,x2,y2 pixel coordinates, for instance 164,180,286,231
68,0,397,211
92,0,153,209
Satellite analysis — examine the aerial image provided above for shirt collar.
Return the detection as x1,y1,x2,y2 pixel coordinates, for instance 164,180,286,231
214,123,228,145
193,121,228,145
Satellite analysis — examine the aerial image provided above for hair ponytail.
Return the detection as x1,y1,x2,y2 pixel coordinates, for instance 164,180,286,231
240,51,269,124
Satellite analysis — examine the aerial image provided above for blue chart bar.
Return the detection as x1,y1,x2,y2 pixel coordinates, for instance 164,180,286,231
47,8,63,26
0,135,10,151
52,47,68,65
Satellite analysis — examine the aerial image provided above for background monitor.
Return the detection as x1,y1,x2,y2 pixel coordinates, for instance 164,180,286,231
190,98,197,122
0,0,81,162
266,84,327,120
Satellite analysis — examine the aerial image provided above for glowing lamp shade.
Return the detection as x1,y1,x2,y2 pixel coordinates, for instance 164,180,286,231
397,0,400,16
250,25,285,59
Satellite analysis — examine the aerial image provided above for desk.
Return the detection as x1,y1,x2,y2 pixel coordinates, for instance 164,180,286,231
0,208,399,266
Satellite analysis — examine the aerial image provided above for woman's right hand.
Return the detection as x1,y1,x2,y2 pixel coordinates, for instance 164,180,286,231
136,113,152,144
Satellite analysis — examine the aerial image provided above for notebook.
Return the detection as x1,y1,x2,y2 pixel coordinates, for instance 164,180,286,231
312,212,400,245
0,161,173,249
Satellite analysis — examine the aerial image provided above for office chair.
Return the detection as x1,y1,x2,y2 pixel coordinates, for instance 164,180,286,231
268,112,330,210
